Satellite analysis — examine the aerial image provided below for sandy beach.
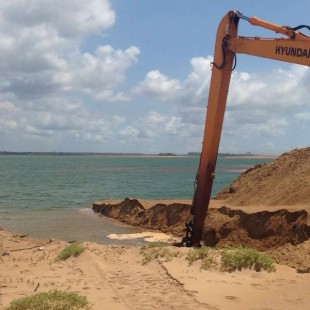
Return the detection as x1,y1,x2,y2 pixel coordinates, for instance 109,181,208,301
1,216,310,310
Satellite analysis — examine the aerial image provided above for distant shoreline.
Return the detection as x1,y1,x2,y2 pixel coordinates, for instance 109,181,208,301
222,155,277,159
0,151,277,158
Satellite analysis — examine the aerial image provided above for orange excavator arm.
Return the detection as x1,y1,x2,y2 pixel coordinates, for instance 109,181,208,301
186,11,310,247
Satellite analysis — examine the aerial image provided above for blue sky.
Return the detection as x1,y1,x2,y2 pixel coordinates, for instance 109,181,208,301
0,0,309,154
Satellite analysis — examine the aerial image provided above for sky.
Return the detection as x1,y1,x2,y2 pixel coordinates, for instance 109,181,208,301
0,0,309,155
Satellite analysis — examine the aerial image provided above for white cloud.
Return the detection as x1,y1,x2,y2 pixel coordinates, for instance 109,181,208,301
0,0,141,151
112,115,125,124
68,45,140,100
251,118,288,137
0,0,138,102
120,125,139,140
229,65,309,110
294,111,310,122
182,56,212,104
134,70,182,102
0,1,309,154
132,58,310,153
134,56,212,106
118,111,199,153
130,57,212,149
0,101,18,112
0,0,115,37
0,94,125,151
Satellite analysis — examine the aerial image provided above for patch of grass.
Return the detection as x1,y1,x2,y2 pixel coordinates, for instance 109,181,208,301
221,247,276,272
200,256,214,270
186,247,209,265
186,247,215,270
140,242,168,250
6,290,92,310
56,242,85,261
140,244,178,265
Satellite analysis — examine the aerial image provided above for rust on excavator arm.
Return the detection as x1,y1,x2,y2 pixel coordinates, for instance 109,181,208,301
186,11,310,247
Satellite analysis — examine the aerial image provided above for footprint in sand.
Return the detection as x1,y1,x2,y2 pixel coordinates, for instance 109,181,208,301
251,283,267,290
225,296,239,301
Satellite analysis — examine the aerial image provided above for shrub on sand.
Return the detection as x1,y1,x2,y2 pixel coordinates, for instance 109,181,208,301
221,247,276,272
6,290,92,310
186,247,214,270
186,247,209,264
140,244,178,264
56,242,85,261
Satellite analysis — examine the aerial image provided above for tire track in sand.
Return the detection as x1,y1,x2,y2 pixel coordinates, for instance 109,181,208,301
87,246,215,310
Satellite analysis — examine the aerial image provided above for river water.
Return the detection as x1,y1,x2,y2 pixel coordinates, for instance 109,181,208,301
0,155,272,243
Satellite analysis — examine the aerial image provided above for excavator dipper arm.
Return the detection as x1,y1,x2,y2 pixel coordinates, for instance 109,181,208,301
187,11,310,247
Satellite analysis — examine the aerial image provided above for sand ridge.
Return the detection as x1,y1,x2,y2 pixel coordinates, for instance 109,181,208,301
216,147,310,206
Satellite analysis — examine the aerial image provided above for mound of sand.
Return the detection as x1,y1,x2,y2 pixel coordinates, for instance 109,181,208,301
216,147,310,206
92,198,191,236
92,198,310,270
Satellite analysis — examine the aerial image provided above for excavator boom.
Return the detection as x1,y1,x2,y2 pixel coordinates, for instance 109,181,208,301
187,11,310,247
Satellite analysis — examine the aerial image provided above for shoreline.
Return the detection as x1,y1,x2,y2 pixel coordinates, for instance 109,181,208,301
222,155,277,159
0,207,146,246
0,151,277,158
2,198,308,246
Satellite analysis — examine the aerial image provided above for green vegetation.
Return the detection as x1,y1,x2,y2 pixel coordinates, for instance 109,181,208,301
186,246,275,272
6,290,92,310
221,247,276,272
186,247,214,270
186,247,209,264
140,242,168,249
140,244,275,273
140,243,178,265
56,242,85,261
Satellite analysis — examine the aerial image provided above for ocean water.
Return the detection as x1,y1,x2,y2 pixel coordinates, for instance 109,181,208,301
0,155,272,243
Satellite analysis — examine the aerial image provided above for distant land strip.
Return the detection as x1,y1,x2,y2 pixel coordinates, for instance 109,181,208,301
0,151,275,158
